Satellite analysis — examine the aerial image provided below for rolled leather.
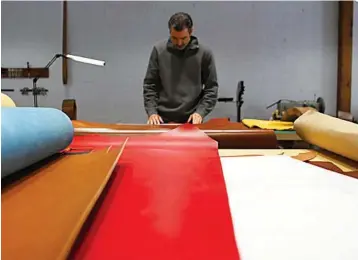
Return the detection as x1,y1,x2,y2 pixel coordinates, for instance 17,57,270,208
294,110,358,162
1,107,74,178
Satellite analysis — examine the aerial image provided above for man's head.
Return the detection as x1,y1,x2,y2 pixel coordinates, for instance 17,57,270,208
168,12,193,50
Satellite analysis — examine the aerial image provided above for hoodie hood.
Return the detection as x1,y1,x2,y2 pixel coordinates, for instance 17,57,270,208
167,35,200,54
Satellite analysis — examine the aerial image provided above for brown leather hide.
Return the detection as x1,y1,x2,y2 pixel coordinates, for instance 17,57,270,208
1,145,125,260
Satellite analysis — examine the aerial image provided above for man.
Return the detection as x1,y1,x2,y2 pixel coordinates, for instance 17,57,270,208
143,12,219,125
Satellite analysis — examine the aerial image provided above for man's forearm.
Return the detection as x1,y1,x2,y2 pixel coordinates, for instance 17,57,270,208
196,49,219,118
143,47,160,116
143,84,158,116
196,85,218,118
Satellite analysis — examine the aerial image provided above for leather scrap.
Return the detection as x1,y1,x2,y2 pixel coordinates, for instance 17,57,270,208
291,151,317,162
221,154,265,158
242,119,294,130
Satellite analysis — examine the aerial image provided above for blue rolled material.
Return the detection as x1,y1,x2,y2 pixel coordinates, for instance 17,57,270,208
1,107,74,178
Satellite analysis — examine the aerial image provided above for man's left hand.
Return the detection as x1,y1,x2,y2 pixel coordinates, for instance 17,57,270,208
188,113,203,124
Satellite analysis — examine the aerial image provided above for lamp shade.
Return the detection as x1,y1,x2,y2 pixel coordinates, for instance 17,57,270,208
65,54,105,66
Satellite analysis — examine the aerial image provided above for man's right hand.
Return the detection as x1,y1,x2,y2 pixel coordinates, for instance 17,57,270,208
147,114,164,125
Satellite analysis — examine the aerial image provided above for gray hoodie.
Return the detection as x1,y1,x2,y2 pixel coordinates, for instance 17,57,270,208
143,36,219,123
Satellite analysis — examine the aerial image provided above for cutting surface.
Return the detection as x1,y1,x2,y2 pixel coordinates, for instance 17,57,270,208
222,155,358,260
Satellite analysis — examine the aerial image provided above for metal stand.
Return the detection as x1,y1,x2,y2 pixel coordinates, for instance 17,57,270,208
20,54,63,107
217,81,246,122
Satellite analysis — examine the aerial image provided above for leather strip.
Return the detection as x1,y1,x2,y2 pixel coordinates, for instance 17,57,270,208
1,145,125,260
308,161,358,179
70,125,240,259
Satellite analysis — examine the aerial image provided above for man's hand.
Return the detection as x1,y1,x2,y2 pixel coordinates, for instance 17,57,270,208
188,113,203,124
147,114,163,125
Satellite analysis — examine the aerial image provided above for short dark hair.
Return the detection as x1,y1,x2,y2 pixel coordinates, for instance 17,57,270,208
168,12,193,31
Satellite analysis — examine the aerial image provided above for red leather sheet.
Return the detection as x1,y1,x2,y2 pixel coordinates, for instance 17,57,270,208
70,124,240,260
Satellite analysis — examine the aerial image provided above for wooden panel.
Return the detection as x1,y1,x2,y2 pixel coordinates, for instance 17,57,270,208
337,1,354,114
1,142,127,260
62,99,77,120
62,0,68,85
1,67,49,79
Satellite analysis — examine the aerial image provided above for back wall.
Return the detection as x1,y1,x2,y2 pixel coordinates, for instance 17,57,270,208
1,1,341,123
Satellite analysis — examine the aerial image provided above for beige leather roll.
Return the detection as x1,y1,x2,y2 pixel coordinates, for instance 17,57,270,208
1,93,16,107
294,110,358,162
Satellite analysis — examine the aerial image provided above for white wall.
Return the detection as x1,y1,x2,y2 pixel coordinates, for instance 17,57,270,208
1,1,339,123
352,1,358,119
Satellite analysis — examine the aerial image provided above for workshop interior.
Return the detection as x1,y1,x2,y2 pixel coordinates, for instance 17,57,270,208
1,1,358,260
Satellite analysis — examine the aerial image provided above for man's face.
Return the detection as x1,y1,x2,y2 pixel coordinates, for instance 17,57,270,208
170,28,191,50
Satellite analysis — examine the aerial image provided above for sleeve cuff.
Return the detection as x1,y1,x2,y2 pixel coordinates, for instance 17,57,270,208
195,108,207,118
147,109,158,117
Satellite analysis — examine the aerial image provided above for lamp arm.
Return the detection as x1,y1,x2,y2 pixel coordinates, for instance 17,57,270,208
33,54,63,83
